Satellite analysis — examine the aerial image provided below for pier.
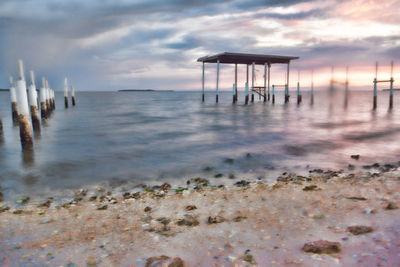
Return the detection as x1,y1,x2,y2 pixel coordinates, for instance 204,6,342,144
197,52,299,103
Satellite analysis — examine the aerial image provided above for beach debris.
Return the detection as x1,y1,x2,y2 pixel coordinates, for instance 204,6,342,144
144,206,152,212
233,216,247,222
348,164,355,170
96,187,105,192
38,198,53,208
347,225,374,235
234,180,249,187
145,255,187,267
385,202,398,210
229,173,235,179
185,205,197,211
157,217,171,226
351,155,360,160
346,196,367,201
97,204,108,210
364,208,376,214
243,253,256,264
89,196,97,201
302,185,320,191
160,183,171,192
190,177,209,187
16,196,30,204
208,215,227,224
176,215,199,226
224,158,234,164
122,192,132,199
174,187,188,193
75,188,88,197
214,173,223,178
302,240,342,254
13,209,24,214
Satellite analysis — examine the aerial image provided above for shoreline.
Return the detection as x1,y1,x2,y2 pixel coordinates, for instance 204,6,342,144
0,165,399,266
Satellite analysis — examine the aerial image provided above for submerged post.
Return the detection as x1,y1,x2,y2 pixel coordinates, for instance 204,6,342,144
64,78,69,108
28,71,40,132
71,85,76,106
251,62,255,102
272,85,275,104
297,70,302,104
310,70,314,105
15,60,33,150
344,66,349,109
9,76,18,124
267,63,271,101
285,62,290,103
389,61,394,110
216,60,220,103
245,65,249,104
263,63,267,102
234,63,238,103
40,77,47,119
373,62,378,110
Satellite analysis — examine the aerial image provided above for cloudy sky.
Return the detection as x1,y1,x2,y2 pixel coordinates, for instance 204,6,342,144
1,0,399,91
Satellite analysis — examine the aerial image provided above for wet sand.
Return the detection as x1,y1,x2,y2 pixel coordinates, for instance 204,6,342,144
0,167,399,266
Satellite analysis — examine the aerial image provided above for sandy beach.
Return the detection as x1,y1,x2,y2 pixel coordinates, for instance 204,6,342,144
0,164,399,267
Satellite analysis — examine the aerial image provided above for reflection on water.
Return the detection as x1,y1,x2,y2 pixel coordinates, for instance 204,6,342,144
1,88,400,198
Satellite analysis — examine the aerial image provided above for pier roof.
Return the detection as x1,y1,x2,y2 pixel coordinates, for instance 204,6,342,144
197,52,299,65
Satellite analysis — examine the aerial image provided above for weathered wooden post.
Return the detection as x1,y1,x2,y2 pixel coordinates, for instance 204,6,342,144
245,65,249,104
234,63,238,103
202,62,205,102
297,70,302,104
310,70,314,105
267,63,271,101
71,85,76,106
46,80,51,114
389,61,394,110
251,62,255,102
15,60,33,150
216,60,220,103
285,62,290,103
263,63,267,102
28,71,40,132
272,85,275,104
373,62,378,110
40,77,47,119
9,76,18,124
344,66,349,109
64,77,69,108
232,83,236,104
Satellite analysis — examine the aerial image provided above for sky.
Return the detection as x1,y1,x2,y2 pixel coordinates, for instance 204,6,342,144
0,0,399,91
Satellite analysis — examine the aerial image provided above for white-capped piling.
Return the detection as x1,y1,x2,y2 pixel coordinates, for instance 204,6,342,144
71,85,76,106
297,70,302,104
28,71,40,132
15,60,33,150
46,80,51,113
51,89,55,109
64,77,69,108
272,85,275,104
389,61,394,110
9,75,19,124
40,77,47,119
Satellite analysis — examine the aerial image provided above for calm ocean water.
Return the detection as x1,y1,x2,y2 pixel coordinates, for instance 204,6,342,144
1,89,400,201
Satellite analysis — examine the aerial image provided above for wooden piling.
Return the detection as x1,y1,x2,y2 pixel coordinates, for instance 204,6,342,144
263,63,267,102
373,62,378,110
9,76,19,125
285,62,290,103
389,61,394,110
234,63,238,102
297,70,301,104
46,80,51,115
232,84,236,104
344,66,349,109
267,64,271,101
310,70,314,105
15,60,33,150
272,85,275,104
71,86,76,106
64,78,69,108
251,62,255,102
245,82,249,105
0,112,3,138
28,71,40,132
202,62,205,102
216,60,220,103
40,77,47,119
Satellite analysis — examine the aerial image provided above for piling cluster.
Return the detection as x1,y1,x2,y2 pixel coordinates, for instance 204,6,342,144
1,60,78,151
373,61,395,110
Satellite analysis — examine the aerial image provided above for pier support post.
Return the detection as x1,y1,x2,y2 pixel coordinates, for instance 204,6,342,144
40,77,47,119
267,64,271,101
28,71,40,132
285,62,290,103
64,78,69,108
0,112,3,139
216,60,219,103
389,61,394,110
15,60,33,150
263,63,267,102
71,86,76,106
297,70,301,104
46,80,51,114
310,70,314,105
9,76,18,125
232,84,236,104
245,82,249,105
344,66,349,109
373,62,378,110
202,62,205,102
251,62,255,102
234,63,238,103
272,85,275,104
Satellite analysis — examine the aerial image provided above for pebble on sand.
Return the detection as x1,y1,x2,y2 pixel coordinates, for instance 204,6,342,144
145,255,187,267
302,240,342,254
347,225,374,235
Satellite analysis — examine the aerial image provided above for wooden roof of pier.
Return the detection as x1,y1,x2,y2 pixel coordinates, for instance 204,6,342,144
197,52,299,65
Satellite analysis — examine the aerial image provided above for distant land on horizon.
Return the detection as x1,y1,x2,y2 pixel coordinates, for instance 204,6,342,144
118,89,174,92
